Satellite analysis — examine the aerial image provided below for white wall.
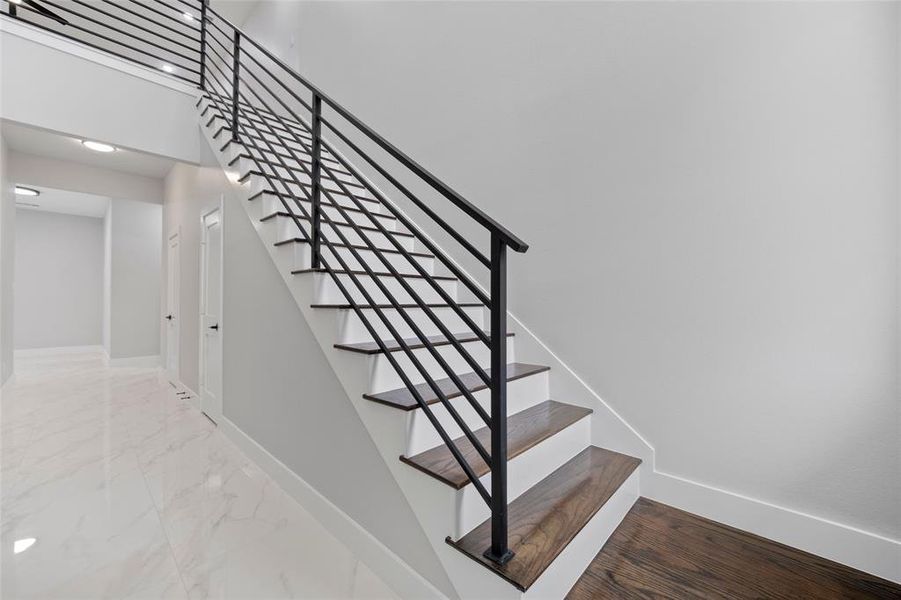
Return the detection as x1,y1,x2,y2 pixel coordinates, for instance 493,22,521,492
241,0,901,544
106,199,162,361
0,132,14,383
14,210,104,350
0,21,200,164
162,147,456,597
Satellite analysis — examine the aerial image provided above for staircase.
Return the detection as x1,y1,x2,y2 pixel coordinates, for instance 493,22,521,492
194,6,644,597
4,1,645,596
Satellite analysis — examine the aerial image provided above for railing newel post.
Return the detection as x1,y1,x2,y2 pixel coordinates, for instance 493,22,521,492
485,232,514,566
311,93,323,269
231,29,241,142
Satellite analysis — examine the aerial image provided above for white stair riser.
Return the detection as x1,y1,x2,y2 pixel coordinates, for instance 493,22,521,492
312,272,457,305
212,111,313,143
403,369,548,457
247,174,383,214
452,417,591,539
293,243,434,277
327,305,486,345
258,196,397,231
276,216,414,252
227,143,350,181
238,158,371,198
523,470,639,600
368,336,515,394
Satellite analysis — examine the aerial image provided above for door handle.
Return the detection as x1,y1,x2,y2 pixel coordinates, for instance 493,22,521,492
165,315,174,321
209,324,219,331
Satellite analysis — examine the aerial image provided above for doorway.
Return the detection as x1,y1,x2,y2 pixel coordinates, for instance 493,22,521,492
200,206,223,423
165,231,179,382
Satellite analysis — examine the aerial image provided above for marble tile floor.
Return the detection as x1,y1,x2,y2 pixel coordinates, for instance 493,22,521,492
0,349,400,600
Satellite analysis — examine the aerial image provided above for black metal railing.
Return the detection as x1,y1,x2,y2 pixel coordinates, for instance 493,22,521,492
3,0,204,86
3,0,528,564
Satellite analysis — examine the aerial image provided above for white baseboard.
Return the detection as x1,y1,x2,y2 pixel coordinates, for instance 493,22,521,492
645,470,901,584
108,354,161,368
217,416,447,600
15,345,105,357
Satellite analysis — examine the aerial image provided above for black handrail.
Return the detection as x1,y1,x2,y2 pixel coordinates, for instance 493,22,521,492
204,4,528,255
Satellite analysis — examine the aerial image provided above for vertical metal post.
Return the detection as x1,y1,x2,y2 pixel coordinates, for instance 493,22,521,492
231,30,241,142
485,232,514,566
199,0,207,89
310,94,323,269
8,0,16,17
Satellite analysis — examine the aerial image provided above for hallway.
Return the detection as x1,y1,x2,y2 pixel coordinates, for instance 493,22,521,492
0,349,398,599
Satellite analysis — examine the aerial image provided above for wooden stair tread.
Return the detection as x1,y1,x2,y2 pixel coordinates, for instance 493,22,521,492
335,331,511,355
275,238,433,258
261,212,414,238
292,268,456,282
447,446,641,592
364,362,549,410
401,400,592,489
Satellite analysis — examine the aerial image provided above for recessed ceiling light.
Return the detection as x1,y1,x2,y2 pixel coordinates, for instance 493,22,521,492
162,64,175,73
9,0,22,4
14,186,40,197
14,538,36,554
82,140,116,152
182,12,194,21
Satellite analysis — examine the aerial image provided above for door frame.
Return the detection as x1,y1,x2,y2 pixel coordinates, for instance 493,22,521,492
198,200,224,423
165,229,180,383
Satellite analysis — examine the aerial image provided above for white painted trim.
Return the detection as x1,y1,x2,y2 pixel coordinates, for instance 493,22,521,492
14,345,105,357
0,18,196,95
217,416,448,600
198,201,224,423
108,354,160,368
645,470,901,584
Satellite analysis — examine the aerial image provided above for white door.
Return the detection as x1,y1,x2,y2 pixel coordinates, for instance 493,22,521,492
165,233,180,382
200,208,223,423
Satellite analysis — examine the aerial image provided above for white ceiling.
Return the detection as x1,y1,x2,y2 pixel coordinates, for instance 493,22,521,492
15,185,110,219
212,0,259,26
1,121,177,179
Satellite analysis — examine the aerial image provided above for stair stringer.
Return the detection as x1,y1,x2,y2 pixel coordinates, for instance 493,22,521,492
197,97,651,599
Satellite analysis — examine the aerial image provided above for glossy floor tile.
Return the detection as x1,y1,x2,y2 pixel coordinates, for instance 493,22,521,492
0,349,400,599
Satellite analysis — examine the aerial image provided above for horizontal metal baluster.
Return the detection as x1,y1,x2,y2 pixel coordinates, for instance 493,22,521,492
223,73,494,421
223,88,494,461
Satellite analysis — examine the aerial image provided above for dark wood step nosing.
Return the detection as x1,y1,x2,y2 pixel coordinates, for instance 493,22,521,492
445,447,642,592
363,363,551,411
275,238,433,258
335,331,513,355
261,212,413,238
400,400,593,490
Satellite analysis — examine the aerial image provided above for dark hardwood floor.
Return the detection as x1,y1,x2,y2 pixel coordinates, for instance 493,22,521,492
567,498,900,599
